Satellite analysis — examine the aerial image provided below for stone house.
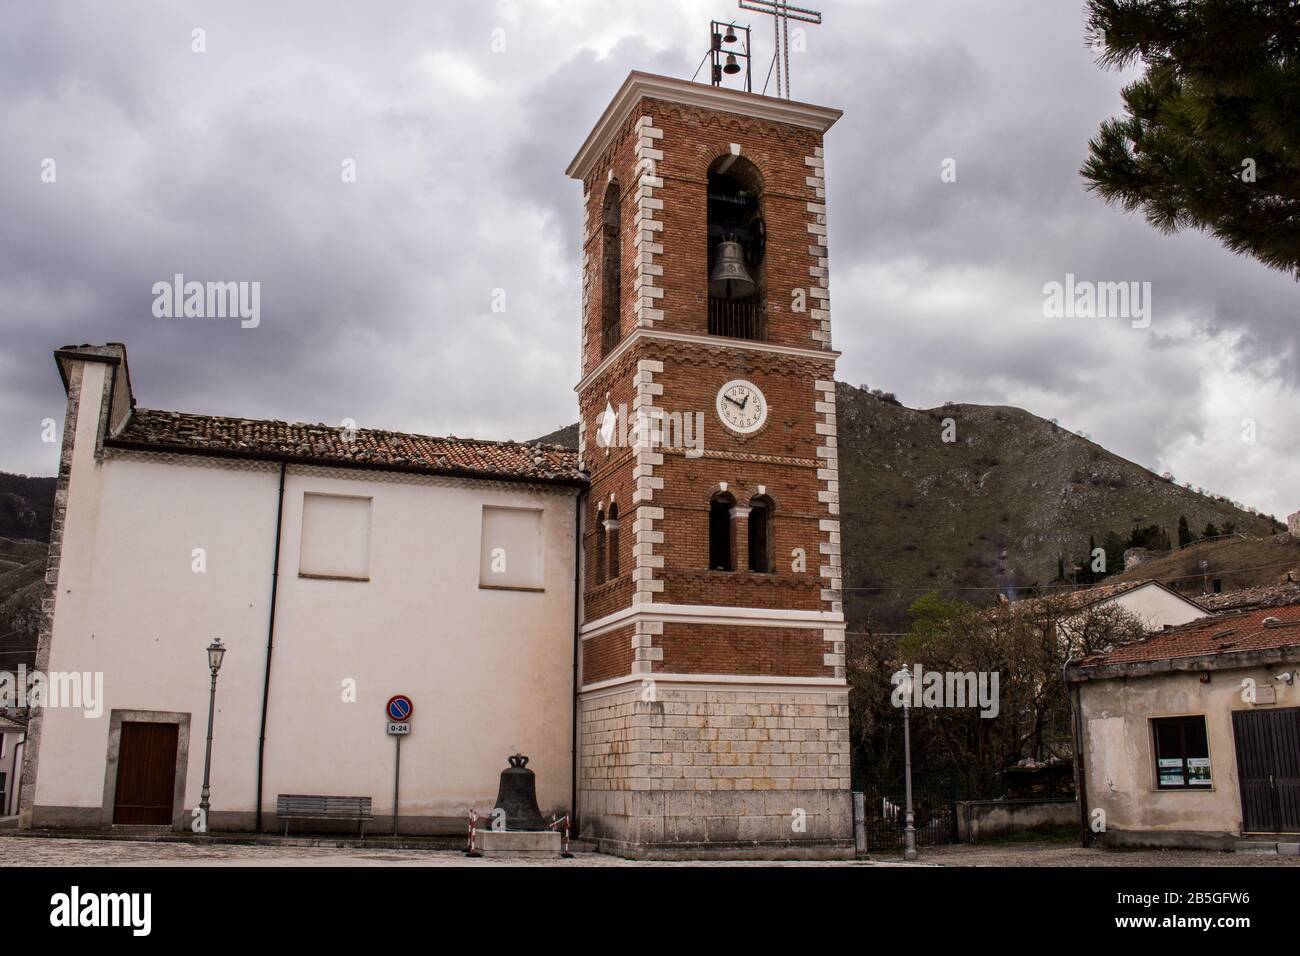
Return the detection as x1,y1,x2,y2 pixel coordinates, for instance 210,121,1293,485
1067,603,1300,849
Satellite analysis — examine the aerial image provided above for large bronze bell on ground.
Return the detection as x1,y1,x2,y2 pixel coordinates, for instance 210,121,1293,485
709,239,756,300
492,753,547,831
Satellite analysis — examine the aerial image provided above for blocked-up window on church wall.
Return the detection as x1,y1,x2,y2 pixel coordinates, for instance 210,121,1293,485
299,492,372,580
480,506,545,591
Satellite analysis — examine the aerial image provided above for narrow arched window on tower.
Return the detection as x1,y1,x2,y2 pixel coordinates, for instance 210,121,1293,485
594,504,606,585
748,496,774,573
606,502,620,579
706,155,765,340
601,180,621,355
708,492,736,571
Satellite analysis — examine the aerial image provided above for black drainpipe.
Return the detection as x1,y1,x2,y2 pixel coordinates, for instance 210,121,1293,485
570,489,585,834
255,462,288,832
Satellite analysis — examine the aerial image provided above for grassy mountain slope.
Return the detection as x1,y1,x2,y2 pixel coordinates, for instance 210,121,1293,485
534,423,579,448
0,473,55,543
835,383,1279,629
0,536,46,670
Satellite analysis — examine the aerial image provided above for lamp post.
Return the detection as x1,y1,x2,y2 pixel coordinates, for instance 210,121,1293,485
893,667,919,862
198,638,226,831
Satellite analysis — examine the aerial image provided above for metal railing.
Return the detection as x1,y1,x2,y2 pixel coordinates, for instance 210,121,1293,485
708,296,764,340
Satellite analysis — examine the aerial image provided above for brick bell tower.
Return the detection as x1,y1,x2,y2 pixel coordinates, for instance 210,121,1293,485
567,71,850,857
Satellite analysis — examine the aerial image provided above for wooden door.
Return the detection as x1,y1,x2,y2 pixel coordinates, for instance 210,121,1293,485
113,722,179,825
1232,707,1300,833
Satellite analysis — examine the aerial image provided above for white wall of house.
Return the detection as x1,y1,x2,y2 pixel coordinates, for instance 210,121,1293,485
1078,665,1300,844
29,357,579,831
1103,584,1207,631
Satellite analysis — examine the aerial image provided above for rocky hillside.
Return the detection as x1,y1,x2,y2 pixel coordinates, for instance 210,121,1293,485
0,473,55,543
535,384,1282,631
0,537,45,670
834,384,1280,629
1111,533,1300,596
0,474,54,670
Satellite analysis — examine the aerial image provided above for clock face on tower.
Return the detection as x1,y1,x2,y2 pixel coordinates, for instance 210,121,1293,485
716,379,768,435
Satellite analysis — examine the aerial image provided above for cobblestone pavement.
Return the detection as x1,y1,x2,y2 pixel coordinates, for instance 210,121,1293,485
920,841,1299,867
1,835,1296,866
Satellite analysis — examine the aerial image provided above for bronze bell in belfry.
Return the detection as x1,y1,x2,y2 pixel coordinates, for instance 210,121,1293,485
708,240,756,300
492,753,547,831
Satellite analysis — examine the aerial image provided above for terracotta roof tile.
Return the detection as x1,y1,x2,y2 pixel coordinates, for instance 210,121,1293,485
1075,602,1300,669
1198,582,1300,613
110,408,585,485
1008,579,1151,616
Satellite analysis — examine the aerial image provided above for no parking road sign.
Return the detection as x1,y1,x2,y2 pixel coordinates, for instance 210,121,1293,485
386,695,413,837
386,695,413,722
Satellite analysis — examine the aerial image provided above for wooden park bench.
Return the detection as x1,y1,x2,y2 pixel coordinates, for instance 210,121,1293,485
276,794,373,837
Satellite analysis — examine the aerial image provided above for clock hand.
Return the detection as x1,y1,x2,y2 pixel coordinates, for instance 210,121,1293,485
724,394,745,408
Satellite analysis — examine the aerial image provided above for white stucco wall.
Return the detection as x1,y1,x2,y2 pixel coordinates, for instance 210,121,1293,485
1079,666,1300,838
1105,584,1207,631
31,359,578,830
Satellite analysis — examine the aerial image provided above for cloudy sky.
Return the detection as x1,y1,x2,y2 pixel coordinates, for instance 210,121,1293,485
1,0,1296,519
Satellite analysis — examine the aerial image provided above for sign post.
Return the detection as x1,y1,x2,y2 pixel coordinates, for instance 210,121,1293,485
386,695,413,836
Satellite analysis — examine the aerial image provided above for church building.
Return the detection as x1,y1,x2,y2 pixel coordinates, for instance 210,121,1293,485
21,70,851,858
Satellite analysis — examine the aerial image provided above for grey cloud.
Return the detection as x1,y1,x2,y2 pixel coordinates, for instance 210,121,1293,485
0,1,1295,518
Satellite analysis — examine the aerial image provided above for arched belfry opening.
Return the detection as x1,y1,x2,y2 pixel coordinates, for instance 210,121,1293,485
601,179,621,355
708,491,736,571
748,495,774,573
606,501,620,579
706,155,765,340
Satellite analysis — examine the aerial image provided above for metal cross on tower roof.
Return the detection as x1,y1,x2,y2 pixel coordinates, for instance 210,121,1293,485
738,0,822,100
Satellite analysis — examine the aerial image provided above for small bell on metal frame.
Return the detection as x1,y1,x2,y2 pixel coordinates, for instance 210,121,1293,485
723,52,741,75
492,753,547,831
709,239,756,300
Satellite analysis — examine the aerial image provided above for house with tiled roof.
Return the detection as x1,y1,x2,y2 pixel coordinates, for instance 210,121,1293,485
1006,579,1209,632
1066,603,1300,850
22,343,587,833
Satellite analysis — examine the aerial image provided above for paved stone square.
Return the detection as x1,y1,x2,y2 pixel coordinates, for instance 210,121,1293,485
1,835,1296,867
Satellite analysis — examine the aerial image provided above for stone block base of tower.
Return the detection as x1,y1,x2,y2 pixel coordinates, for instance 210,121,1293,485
577,681,853,859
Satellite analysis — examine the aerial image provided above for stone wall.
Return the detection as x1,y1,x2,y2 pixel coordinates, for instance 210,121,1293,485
955,798,1078,843
578,681,852,856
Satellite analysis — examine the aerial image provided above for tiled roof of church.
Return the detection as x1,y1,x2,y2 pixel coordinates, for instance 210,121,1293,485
109,408,585,485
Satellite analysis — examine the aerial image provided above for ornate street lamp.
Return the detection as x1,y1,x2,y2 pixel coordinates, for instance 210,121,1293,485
892,666,919,862
198,638,226,830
